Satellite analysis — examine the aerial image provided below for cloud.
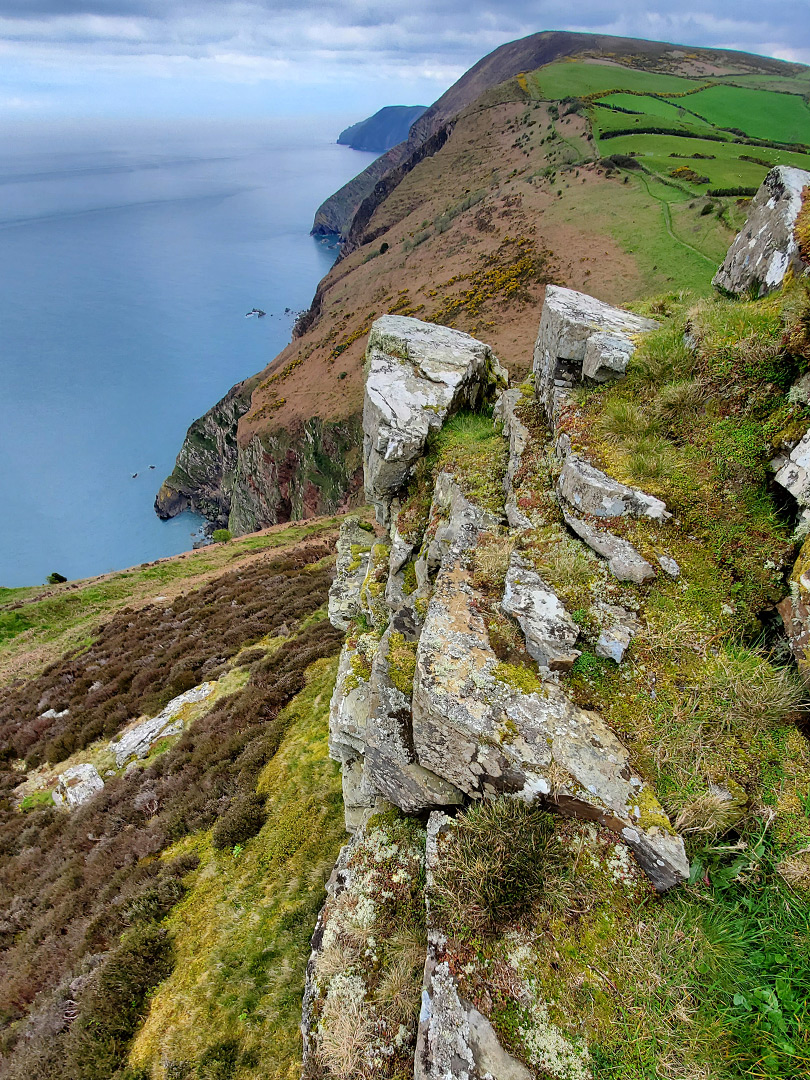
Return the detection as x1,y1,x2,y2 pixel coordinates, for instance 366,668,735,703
0,2,807,116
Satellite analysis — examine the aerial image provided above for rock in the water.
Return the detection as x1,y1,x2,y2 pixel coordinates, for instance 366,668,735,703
501,551,580,670
52,763,104,810
559,454,670,521
533,285,657,423
412,557,688,890
563,510,656,584
713,166,810,297
109,682,214,768
328,517,375,630
363,315,506,523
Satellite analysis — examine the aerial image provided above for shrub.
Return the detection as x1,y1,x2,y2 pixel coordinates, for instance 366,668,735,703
431,799,558,935
211,529,232,543
627,434,675,480
211,791,267,850
46,572,67,585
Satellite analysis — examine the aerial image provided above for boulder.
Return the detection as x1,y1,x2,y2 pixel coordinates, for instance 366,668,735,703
412,557,688,891
774,429,810,519
657,554,681,578
328,517,374,630
533,285,658,423
558,454,670,521
108,682,215,768
363,315,506,523
52,763,104,810
501,551,580,671
713,166,810,297
563,511,656,584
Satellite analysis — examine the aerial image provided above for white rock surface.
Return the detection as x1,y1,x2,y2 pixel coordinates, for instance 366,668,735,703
363,315,506,523
563,511,656,584
52,763,104,810
713,166,810,296
494,388,533,530
501,551,580,670
328,517,375,630
108,682,214,768
559,454,670,521
775,429,810,510
533,285,657,422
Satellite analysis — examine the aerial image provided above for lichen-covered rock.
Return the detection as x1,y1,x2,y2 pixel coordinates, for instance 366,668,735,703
108,682,215,769
558,454,670,522
533,285,657,423
412,558,688,890
420,471,503,578
594,604,641,664
363,315,506,523
501,551,580,671
563,511,656,584
778,534,810,674
328,517,374,630
52,763,104,810
494,388,533,530
713,166,810,297
774,428,810,519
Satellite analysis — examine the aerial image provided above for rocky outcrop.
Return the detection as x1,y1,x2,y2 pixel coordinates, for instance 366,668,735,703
52,763,103,810
713,166,810,297
363,315,506,523
337,105,427,154
563,510,656,584
774,428,810,530
533,285,658,424
494,388,533,530
328,518,375,630
108,682,215,769
501,552,581,670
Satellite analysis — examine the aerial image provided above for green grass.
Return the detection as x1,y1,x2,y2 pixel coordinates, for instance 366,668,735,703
128,655,346,1079
531,61,698,100
679,84,810,145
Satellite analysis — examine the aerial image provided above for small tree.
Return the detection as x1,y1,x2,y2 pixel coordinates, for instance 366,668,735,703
212,528,232,543
47,572,67,584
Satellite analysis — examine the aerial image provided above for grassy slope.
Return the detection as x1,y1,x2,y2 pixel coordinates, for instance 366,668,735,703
128,655,345,1080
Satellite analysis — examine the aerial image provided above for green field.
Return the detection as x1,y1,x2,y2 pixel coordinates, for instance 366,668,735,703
680,84,810,144
531,61,698,99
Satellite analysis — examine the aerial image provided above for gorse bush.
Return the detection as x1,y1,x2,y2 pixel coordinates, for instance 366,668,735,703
431,799,558,935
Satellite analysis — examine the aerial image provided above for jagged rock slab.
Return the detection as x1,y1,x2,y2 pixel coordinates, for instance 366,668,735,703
420,471,503,578
411,558,688,890
713,166,810,296
778,535,810,675
364,623,465,813
558,454,669,521
109,682,215,769
563,511,656,584
501,551,580,670
52,763,104,810
494,388,533,530
533,285,658,423
328,517,375,630
363,315,506,523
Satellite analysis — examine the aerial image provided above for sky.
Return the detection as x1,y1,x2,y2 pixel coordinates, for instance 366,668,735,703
0,1,809,122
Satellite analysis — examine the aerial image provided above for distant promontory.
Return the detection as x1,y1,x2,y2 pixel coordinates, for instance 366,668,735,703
337,104,427,153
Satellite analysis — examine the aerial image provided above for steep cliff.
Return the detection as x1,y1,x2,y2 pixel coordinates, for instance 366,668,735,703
337,105,427,153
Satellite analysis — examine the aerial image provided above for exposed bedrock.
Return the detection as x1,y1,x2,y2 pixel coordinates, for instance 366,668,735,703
363,314,506,524
713,165,810,297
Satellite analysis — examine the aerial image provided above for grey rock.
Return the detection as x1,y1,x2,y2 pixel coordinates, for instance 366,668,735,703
363,315,506,523
558,454,670,521
108,682,214,768
421,471,503,577
533,285,657,423
774,428,810,510
39,707,68,720
52,763,104,810
788,372,810,406
594,604,641,664
657,554,681,578
713,166,810,297
563,511,656,584
411,557,688,891
328,517,374,630
494,388,533,530
501,551,580,671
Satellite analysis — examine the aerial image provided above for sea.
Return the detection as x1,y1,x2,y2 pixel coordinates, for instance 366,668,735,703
0,117,375,588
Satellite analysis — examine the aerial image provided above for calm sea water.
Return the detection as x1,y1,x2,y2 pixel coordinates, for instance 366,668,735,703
0,118,374,588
